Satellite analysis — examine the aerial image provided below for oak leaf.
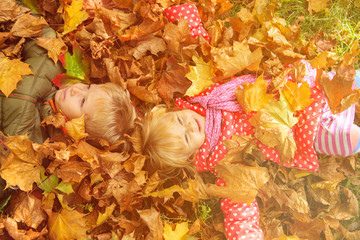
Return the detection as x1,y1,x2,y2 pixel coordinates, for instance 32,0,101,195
212,41,262,77
36,37,68,64
163,222,189,240
64,115,89,143
235,74,273,113
185,56,215,97
48,208,88,240
0,57,33,97
0,135,43,191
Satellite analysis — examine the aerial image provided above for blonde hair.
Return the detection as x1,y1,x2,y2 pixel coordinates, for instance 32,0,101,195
142,105,195,176
85,82,136,145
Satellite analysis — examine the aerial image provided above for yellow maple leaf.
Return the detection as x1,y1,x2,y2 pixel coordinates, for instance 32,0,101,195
273,233,301,240
235,74,273,113
249,92,298,161
0,135,42,191
62,0,89,35
0,58,33,97
185,56,215,97
48,208,88,240
282,80,313,112
211,41,263,77
163,222,189,240
64,115,89,143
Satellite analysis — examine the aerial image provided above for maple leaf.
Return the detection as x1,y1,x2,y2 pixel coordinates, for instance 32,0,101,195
48,208,88,240
11,13,48,37
130,36,166,60
0,57,33,97
163,222,189,240
317,44,360,114
235,74,273,114
62,0,89,35
157,56,191,102
206,163,269,203
249,92,298,161
64,115,89,143
138,208,163,240
0,0,29,22
273,233,301,240
36,37,68,64
8,191,46,229
185,56,215,97
41,112,66,129
0,135,43,191
211,41,263,77
282,80,313,112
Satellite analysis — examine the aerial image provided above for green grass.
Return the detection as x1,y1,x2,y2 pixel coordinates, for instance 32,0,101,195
275,0,360,58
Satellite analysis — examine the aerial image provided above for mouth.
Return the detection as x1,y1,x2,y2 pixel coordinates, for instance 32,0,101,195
62,87,68,100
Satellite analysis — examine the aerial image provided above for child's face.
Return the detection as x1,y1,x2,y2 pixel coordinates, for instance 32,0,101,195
55,83,109,120
163,109,206,156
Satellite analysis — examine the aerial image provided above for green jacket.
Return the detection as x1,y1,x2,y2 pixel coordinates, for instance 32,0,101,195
0,26,64,143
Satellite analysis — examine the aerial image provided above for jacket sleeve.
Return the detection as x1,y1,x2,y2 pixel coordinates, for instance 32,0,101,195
221,197,264,240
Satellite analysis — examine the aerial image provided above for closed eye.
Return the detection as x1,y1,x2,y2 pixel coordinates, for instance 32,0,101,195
81,98,85,107
177,116,183,125
185,134,189,144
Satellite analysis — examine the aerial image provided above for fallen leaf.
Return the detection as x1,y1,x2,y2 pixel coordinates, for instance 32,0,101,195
282,80,313,112
36,37,68,64
138,208,163,240
130,36,166,60
0,135,43,191
163,222,189,240
48,208,88,240
185,56,215,97
11,13,48,37
235,74,273,113
308,0,329,13
62,0,89,35
212,41,263,77
64,115,89,143
96,203,116,227
207,163,269,203
0,57,33,97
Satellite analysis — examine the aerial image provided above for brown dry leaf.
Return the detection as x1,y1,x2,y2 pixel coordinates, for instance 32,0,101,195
64,115,89,143
236,74,273,114
0,135,43,191
11,13,48,37
0,0,29,22
4,217,41,240
212,41,263,77
206,163,269,203
130,36,166,60
163,18,191,56
0,57,34,97
327,187,359,220
96,7,137,33
48,208,88,240
41,113,66,129
137,208,163,240
36,37,68,64
49,160,90,183
68,140,103,168
8,192,46,229
157,56,191,102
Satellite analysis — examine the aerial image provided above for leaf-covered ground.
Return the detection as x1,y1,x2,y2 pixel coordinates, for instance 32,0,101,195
0,0,360,239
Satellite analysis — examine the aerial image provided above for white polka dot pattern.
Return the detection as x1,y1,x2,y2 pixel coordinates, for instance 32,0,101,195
164,3,210,42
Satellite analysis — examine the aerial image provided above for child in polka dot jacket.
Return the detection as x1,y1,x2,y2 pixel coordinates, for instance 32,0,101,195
152,3,360,240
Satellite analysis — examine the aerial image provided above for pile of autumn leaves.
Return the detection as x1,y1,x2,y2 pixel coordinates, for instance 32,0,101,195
1,0,360,239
